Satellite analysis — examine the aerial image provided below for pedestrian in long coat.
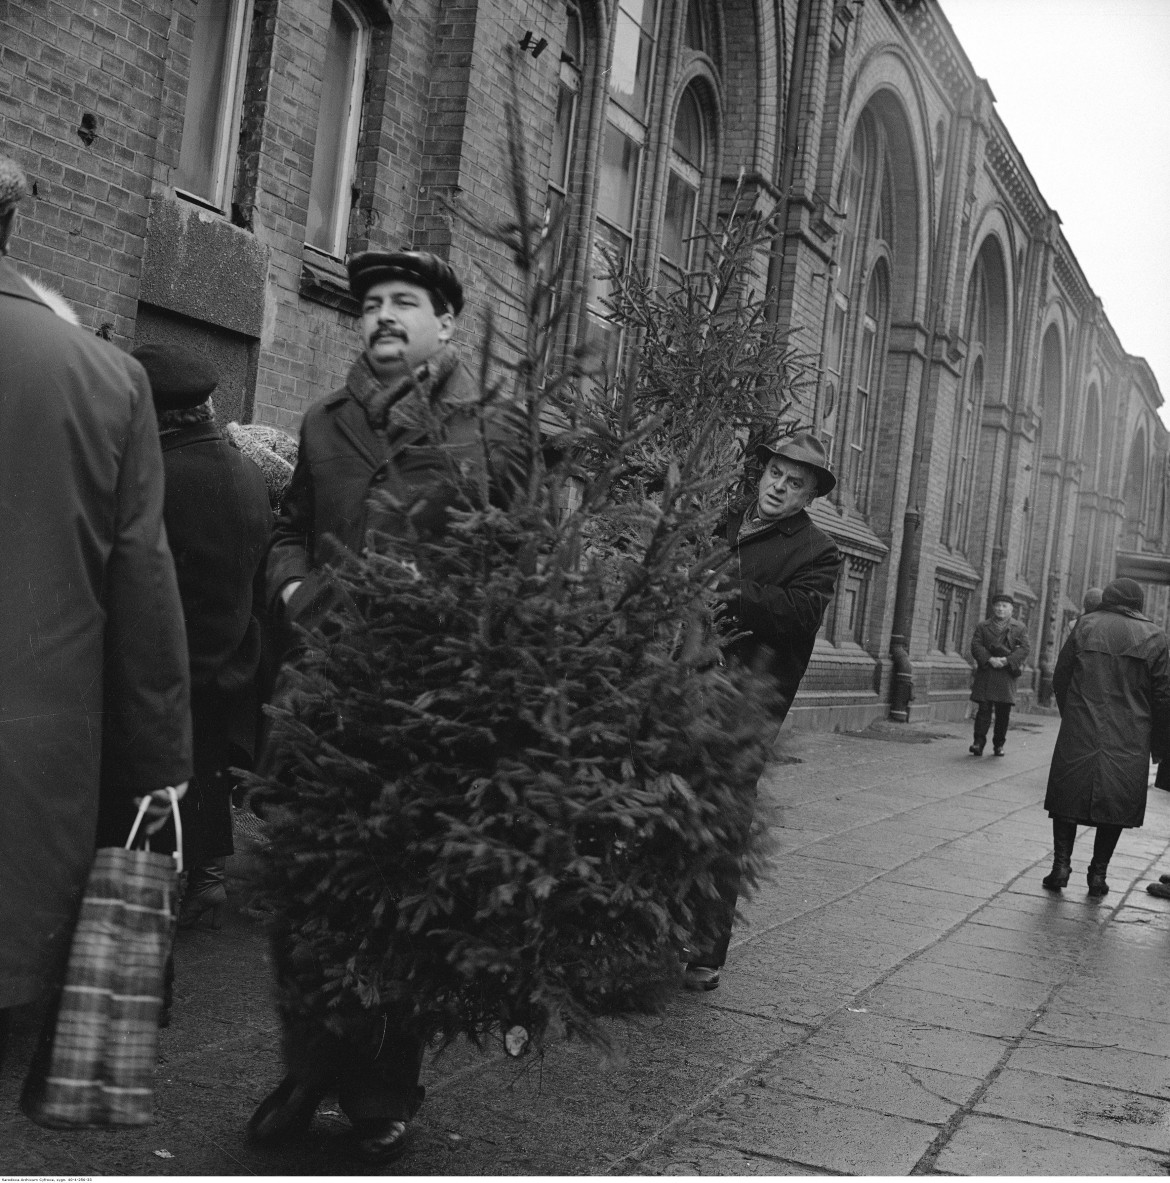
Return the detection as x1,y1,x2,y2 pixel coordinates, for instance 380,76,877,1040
968,593,1030,756
129,344,274,928
1040,577,1170,897
684,430,840,993
0,157,191,1070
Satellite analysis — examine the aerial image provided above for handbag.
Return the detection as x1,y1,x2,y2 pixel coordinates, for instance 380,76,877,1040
24,789,183,1128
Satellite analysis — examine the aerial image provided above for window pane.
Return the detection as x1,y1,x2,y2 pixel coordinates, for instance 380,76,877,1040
673,88,703,167
597,122,639,231
551,80,576,191
610,10,653,119
306,3,360,254
588,220,631,312
661,171,697,267
564,4,581,65
176,0,236,201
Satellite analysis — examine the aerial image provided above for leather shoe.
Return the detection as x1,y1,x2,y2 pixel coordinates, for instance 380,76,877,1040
683,965,720,991
992,745,1004,757
969,741,984,757
247,1075,324,1146
1148,881,1170,900
350,1120,411,1164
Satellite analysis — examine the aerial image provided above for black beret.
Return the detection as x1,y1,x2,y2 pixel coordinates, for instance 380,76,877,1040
131,343,219,410
347,249,464,314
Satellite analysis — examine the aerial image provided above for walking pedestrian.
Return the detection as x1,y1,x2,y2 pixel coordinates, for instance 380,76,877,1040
130,345,273,928
251,249,521,1164
968,592,1030,756
1041,577,1170,896
683,429,840,992
0,155,191,1084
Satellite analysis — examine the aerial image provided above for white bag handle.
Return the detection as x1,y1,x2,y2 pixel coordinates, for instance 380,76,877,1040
124,787,184,875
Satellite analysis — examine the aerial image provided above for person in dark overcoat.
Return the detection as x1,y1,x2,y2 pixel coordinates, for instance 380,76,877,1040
252,250,521,1166
968,592,1030,756
684,430,841,993
0,156,191,1081
1041,577,1170,897
129,345,273,927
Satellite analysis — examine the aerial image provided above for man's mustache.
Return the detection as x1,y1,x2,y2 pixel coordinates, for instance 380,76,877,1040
372,327,407,341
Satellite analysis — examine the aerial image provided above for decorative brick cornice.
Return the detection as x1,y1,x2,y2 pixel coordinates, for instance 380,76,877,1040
891,0,969,104
1053,247,1093,313
985,134,1045,229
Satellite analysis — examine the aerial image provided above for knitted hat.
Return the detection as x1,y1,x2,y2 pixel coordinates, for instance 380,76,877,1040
347,249,464,314
991,592,1015,606
1101,577,1144,612
131,343,219,410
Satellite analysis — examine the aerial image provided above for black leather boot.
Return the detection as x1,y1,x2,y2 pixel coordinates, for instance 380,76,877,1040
1086,861,1109,897
1042,821,1076,891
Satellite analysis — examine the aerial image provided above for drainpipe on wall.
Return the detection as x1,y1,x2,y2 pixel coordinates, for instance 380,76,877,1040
764,0,813,329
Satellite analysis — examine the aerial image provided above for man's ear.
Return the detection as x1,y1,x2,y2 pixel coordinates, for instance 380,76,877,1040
436,310,455,344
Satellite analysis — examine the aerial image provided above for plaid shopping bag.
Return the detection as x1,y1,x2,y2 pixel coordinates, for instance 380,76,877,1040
26,790,183,1128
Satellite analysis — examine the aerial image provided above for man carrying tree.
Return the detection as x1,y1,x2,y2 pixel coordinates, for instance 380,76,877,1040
685,430,841,991
253,249,518,1163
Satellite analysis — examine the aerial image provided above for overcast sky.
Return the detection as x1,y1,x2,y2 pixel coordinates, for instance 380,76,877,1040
939,0,1170,427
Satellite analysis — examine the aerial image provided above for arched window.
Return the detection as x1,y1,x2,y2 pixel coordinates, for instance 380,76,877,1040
943,257,989,550
305,0,368,257
660,86,707,274
823,111,892,513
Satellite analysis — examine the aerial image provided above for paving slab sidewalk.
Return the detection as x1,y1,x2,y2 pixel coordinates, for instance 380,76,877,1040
4,713,1170,1175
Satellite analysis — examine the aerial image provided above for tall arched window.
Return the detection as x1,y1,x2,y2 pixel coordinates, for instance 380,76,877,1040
823,110,892,512
943,258,989,550
660,86,707,275
548,5,582,265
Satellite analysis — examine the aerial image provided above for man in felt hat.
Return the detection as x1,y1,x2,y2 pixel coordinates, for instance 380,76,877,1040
1041,577,1170,897
0,155,191,1086
255,249,520,1163
683,428,841,991
125,345,272,930
968,592,1030,757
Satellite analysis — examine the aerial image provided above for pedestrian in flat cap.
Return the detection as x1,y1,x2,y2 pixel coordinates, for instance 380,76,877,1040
0,156,191,1087
968,593,1030,757
124,345,273,931
253,249,520,1163
1041,577,1170,896
683,429,841,992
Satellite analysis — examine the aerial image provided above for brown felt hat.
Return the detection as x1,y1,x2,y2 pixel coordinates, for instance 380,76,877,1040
131,343,219,410
755,429,836,496
347,249,464,314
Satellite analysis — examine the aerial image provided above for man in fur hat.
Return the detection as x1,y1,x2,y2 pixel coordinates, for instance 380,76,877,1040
254,250,520,1164
684,429,841,992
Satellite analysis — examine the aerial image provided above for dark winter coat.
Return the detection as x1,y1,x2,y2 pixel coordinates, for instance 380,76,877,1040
265,350,521,635
1044,606,1170,827
0,259,192,1009
723,505,841,722
160,420,273,771
970,617,1030,704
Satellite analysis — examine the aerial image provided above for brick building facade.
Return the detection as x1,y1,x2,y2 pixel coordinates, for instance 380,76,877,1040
2,0,1167,727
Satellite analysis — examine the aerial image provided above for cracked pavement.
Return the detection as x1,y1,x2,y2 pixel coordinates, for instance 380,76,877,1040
4,712,1170,1175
